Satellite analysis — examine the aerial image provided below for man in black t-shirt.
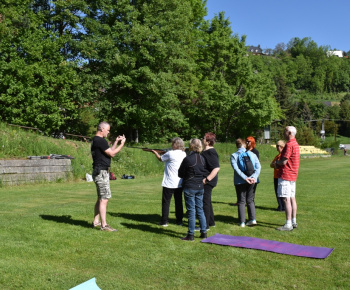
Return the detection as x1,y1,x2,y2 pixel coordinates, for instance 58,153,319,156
91,122,126,232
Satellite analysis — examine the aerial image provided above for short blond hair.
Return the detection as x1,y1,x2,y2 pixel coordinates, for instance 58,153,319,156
277,140,285,147
235,138,246,149
189,138,202,153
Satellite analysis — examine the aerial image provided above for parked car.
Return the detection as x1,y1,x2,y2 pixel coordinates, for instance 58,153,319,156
339,144,345,149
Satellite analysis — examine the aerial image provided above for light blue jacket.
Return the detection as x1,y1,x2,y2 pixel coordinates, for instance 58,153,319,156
230,147,261,185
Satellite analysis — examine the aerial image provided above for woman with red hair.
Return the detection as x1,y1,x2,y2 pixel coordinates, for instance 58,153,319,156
246,136,260,205
246,136,259,159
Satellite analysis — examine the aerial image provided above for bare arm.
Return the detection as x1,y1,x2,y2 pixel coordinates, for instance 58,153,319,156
203,167,220,184
105,135,126,158
270,156,278,168
276,157,288,167
152,150,162,161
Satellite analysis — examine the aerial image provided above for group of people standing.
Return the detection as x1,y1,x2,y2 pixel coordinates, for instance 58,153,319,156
90,121,300,236
153,133,220,241
229,127,300,232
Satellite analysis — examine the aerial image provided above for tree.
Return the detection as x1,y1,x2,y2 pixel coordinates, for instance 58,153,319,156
0,0,88,135
264,48,273,56
274,42,286,57
287,37,329,60
326,104,340,120
194,12,281,140
79,0,205,142
339,94,350,136
293,55,313,90
296,124,318,146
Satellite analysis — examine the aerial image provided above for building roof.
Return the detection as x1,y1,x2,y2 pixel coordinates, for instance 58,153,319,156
247,45,263,54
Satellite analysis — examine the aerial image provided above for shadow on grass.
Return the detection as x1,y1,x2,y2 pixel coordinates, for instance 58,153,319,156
217,202,278,212
120,222,184,238
213,214,237,224
39,214,92,229
213,214,281,229
212,201,233,205
254,220,281,229
212,201,243,207
109,212,160,224
255,205,280,211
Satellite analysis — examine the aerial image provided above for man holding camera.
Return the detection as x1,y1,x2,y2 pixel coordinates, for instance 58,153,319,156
91,122,126,232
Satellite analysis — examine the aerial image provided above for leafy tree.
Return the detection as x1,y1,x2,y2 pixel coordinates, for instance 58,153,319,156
308,101,326,120
294,122,318,145
293,55,313,90
264,48,273,56
287,37,329,61
316,119,338,136
273,42,286,57
80,0,205,142
333,58,350,92
194,12,281,140
274,75,299,122
0,0,88,135
2,1,350,143
339,93,350,136
296,99,313,122
326,104,340,120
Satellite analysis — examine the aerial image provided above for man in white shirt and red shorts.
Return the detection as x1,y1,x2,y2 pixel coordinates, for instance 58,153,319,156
275,126,300,231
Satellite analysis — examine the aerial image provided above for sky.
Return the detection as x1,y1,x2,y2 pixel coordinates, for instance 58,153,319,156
205,0,350,52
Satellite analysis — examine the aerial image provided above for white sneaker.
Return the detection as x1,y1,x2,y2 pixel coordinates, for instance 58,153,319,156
276,224,293,231
239,222,245,228
246,220,257,226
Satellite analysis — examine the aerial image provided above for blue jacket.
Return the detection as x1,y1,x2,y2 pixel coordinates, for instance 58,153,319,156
230,148,261,185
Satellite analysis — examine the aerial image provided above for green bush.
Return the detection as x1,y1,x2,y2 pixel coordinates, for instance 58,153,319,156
319,139,340,154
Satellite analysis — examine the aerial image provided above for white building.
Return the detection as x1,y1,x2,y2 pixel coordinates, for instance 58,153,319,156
327,50,344,57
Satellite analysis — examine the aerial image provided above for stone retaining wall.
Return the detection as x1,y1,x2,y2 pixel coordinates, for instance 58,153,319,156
0,159,72,186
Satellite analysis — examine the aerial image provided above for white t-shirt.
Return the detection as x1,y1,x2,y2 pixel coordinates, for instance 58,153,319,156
161,150,186,188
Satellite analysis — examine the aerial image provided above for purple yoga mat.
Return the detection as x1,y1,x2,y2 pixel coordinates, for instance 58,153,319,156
201,234,334,259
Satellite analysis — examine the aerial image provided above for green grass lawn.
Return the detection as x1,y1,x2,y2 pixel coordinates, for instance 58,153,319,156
1,157,349,289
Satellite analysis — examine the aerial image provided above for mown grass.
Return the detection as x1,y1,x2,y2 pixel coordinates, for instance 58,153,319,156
0,156,349,289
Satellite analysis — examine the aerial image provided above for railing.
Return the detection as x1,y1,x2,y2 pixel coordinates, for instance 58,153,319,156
7,123,91,142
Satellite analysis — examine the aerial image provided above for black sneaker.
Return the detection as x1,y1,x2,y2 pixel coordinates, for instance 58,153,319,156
199,232,207,239
181,235,194,241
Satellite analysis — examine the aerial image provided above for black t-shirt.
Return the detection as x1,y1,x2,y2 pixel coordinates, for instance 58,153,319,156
201,148,220,187
91,136,111,169
251,147,260,160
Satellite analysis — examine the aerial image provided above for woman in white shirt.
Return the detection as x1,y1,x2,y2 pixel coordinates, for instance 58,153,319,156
152,137,186,227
